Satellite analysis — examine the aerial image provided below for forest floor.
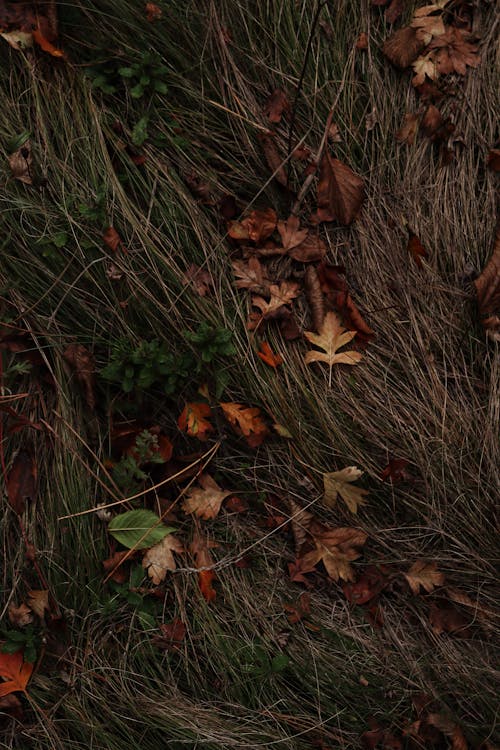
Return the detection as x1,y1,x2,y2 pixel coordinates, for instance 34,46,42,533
0,1,499,749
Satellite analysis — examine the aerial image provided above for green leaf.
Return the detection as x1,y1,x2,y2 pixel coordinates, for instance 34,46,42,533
131,116,149,146
108,509,175,550
137,610,156,629
1,641,24,654
271,653,289,672
6,130,31,153
118,67,134,78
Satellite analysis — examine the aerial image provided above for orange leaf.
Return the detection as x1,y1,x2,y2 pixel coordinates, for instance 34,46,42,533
257,341,283,368
198,569,217,602
103,227,127,254
219,402,269,447
407,232,429,267
0,650,34,697
145,2,162,21
191,533,218,602
178,403,214,441
32,29,65,58
228,208,277,243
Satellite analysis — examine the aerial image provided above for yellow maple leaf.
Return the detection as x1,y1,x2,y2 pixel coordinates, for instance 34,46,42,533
142,534,184,585
304,311,362,386
182,474,233,520
404,560,445,594
323,466,369,514
300,526,368,582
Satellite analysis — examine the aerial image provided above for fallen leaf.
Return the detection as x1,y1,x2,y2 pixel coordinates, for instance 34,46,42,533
474,226,500,340
32,28,64,57
248,281,300,330
284,592,312,624
407,232,429,267
145,2,162,21
380,457,410,482
26,590,49,619
228,208,277,243
429,600,473,637
289,234,327,263
8,142,32,184
362,721,403,750
277,216,309,251
259,134,288,187
8,603,33,628
1,30,32,50
385,0,404,24
0,650,33,697
412,53,438,86
182,474,232,520
289,499,314,555
411,6,446,45
288,557,317,585
178,402,214,440
220,402,269,447
103,227,127,254
404,560,445,594
152,618,186,651
328,122,342,142
304,312,363,386
232,257,270,293
63,343,96,410
383,26,425,69
323,466,368,514
304,266,325,332
102,550,130,584
356,32,368,50
142,533,184,584
190,533,218,602
343,565,390,605
263,88,290,123
182,264,214,297
6,450,37,515
257,341,283,368
396,112,420,145
427,714,468,750
335,291,375,343
300,525,368,582
312,151,365,226
0,693,23,719
428,27,480,76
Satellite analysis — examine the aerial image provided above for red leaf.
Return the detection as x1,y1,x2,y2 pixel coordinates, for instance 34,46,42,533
407,232,429,267
6,450,37,515
380,457,410,482
103,227,128,254
0,650,34,697
257,341,283,368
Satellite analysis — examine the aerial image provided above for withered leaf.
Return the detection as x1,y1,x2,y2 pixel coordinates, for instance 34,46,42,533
407,232,429,267
248,281,300,330
152,618,186,652
263,88,290,123
8,142,32,185
404,560,445,594
232,257,270,293
145,2,162,21
396,113,419,145
182,263,214,297
6,450,37,515
474,226,500,341
383,26,425,69
257,341,283,368
178,402,214,440
412,53,438,86
428,27,480,76
312,152,365,226
323,466,369,514
63,343,96,410
299,525,368,582
220,402,269,447
426,715,468,750
0,651,34,698
142,533,184,585
304,312,363,386
182,474,232,520
8,603,33,628
190,532,218,602
26,590,50,619
228,208,277,243
103,227,127,254
259,134,288,187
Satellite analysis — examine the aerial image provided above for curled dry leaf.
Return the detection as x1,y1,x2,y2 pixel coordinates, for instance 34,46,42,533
142,533,184,585
248,281,300,330
220,402,269,447
411,6,446,45
152,618,186,652
145,2,162,21
289,498,314,555
232,257,270,293
257,341,283,368
407,232,429,267
474,226,500,340
380,457,410,482
63,343,96,410
404,560,445,594
304,312,363,386
304,266,325,332
6,449,37,515
263,88,290,123
312,151,365,226
323,466,369,514
8,603,33,628
182,473,233,520
383,26,425,69
177,402,214,440
228,208,277,243
26,590,49,619
396,113,420,145
8,142,32,184
299,525,368,582
103,227,127,254
428,27,480,76
426,715,468,750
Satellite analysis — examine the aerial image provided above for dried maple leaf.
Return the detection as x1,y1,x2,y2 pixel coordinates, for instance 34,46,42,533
142,533,184,585
427,715,468,750
277,216,309,251
323,466,369,514
190,533,218,602
26,590,49,619
312,151,365,226
383,26,425,69
257,341,283,368
0,650,33,698
429,600,473,637
6,449,37,515
412,53,439,86
248,281,300,330
411,6,446,45
263,88,290,123
343,565,391,606
152,618,186,652
300,525,368,582
474,225,500,340
284,592,312,624
8,603,33,628
8,142,32,184
407,232,429,267
428,27,480,76
177,402,214,440
396,112,420,145
63,343,96,410
304,312,363,386
380,457,410,482
182,474,232,520
145,2,162,21
182,263,214,296
232,257,270,293
289,498,314,555
228,208,277,243
219,402,269,447
404,560,445,594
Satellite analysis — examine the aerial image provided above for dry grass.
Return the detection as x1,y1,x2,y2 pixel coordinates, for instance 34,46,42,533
1,0,498,748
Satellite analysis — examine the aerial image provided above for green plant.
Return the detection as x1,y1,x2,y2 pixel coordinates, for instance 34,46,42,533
118,51,169,99
78,186,108,226
99,565,162,628
1,625,42,663
111,431,166,492
101,338,196,395
238,643,289,680
184,322,236,363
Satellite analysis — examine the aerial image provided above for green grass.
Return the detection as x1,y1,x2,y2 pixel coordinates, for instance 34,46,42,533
1,0,499,748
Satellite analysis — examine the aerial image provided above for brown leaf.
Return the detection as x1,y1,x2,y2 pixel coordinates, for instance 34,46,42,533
396,112,419,145
429,600,473,637
411,7,446,45
429,27,480,76
103,226,127,254
343,565,391,605
228,208,277,243
182,263,214,297
263,89,290,123
427,714,468,750
259,134,288,187
323,466,369,514
474,226,500,340
383,26,425,69
289,498,315,555
312,152,365,226
404,560,445,594
380,457,410,482
145,2,162,21
248,281,300,330
8,142,32,184
152,618,186,652
257,341,283,368
6,450,37,515
356,32,368,50
8,603,33,628
26,590,49,619
184,172,213,203
190,533,218,602
63,343,96,410
300,525,368,582
232,257,270,293
385,0,404,24
487,149,500,172
304,266,325,332
336,291,375,342
277,216,309,251
142,534,184,585
407,232,429,267
102,550,130,584
177,402,214,440
220,402,269,447
304,312,363,386
284,592,312,624
289,235,327,263
0,693,23,720
412,53,439,86
182,474,232,520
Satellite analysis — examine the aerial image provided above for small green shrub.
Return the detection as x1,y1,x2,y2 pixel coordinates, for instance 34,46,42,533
1,625,42,663
185,322,236,363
